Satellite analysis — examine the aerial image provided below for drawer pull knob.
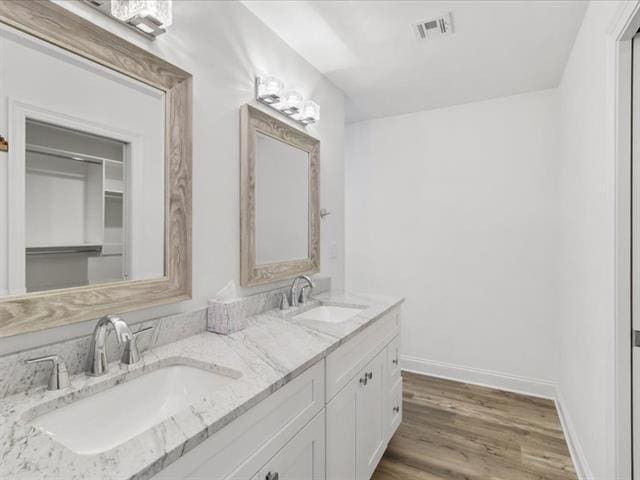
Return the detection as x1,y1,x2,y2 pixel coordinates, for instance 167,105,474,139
266,472,279,480
366,371,373,380
360,376,368,386
392,358,398,365
393,406,400,413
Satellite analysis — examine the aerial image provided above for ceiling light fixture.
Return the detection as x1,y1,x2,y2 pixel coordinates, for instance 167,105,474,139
255,76,320,127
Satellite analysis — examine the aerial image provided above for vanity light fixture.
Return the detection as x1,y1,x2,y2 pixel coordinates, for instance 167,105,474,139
295,100,321,125
111,0,172,36
256,75,284,105
84,0,172,39
277,89,304,115
255,76,320,127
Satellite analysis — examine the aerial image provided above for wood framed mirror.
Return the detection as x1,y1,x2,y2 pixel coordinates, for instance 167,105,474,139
0,1,192,337
240,105,320,287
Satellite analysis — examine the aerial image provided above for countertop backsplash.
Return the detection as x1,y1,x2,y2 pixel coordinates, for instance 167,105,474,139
0,309,207,399
207,276,331,334
0,276,331,399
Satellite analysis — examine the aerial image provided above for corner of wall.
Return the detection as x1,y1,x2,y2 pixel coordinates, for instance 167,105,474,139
555,386,594,480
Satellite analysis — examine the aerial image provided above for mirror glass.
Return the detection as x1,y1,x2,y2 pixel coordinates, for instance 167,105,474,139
0,26,165,296
255,133,309,265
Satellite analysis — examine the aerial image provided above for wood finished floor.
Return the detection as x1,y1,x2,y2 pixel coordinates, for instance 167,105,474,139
372,372,576,480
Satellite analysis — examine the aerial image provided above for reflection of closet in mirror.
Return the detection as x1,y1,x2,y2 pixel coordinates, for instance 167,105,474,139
25,120,128,292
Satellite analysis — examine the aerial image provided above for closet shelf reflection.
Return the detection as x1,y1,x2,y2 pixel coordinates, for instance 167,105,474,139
26,244,103,256
26,143,122,165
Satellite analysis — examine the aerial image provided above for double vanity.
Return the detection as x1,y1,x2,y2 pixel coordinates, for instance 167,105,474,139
0,5,403,480
0,289,402,479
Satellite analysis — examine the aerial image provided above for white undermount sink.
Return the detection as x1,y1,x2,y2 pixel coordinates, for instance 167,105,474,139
293,305,363,323
30,364,239,455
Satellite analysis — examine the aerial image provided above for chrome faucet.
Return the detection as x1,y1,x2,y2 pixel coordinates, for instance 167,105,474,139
289,275,315,307
87,315,145,376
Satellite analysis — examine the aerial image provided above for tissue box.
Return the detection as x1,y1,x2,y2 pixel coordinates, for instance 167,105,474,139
207,290,280,334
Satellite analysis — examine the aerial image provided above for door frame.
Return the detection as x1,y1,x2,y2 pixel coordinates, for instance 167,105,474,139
612,2,640,478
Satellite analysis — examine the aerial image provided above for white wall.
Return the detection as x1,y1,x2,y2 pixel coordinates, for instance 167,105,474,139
346,2,629,477
556,1,626,478
0,0,345,355
346,89,559,397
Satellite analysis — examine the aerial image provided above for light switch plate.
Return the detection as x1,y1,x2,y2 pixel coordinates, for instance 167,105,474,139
329,242,338,259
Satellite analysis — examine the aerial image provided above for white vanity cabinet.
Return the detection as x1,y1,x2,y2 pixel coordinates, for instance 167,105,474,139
326,348,387,480
325,308,402,480
152,307,402,480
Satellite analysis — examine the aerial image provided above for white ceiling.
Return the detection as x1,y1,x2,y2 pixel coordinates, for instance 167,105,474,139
242,0,588,122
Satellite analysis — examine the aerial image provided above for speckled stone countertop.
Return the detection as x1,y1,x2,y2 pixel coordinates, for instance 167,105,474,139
0,291,403,480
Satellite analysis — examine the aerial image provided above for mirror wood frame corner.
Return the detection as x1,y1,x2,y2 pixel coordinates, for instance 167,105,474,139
0,1,192,337
240,104,320,287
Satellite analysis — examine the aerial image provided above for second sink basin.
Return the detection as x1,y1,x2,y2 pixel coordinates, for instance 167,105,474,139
30,364,239,455
293,305,363,323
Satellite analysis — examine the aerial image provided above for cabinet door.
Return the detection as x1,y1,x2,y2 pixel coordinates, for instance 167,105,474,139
326,374,358,480
356,348,387,480
386,335,401,383
386,378,402,440
259,411,325,480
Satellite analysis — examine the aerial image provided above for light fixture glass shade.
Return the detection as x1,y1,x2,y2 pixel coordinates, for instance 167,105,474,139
277,90,303,115
256,75,284,105
295,100,320,124
111,0,173,28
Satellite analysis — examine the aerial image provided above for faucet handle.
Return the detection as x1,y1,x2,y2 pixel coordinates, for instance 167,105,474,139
121,326,152,365
298,285,311,304
279,292,290,311
25,355,70,391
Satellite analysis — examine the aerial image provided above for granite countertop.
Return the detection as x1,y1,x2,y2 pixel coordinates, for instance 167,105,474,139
0,291,403,480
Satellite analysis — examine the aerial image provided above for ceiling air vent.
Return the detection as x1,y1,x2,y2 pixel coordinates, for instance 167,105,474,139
413,13,453,40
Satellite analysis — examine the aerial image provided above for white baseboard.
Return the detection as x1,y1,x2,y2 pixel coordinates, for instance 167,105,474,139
400,354,556,399
554,388,593,480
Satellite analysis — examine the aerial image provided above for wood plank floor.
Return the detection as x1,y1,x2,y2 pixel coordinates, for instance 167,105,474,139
372,372,576,480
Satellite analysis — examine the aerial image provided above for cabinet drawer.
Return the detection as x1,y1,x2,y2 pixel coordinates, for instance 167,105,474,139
152,360,325,480
325,307,400,401
386,335,401,383
386,377,402,441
